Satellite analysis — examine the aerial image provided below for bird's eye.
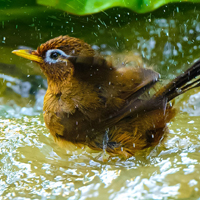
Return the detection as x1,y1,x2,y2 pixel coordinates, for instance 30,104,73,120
45,49,67,64
50,52,60,60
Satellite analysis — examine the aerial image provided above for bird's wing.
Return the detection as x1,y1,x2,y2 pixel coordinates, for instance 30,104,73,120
67,54,162,133
92,67,162,132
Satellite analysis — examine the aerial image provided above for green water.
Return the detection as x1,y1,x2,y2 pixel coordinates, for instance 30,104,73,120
1,2,200,199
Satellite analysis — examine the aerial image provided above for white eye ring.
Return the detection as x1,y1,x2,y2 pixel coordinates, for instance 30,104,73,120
45,49,70,64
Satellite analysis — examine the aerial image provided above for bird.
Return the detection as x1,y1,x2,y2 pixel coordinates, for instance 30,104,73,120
12,35,200,158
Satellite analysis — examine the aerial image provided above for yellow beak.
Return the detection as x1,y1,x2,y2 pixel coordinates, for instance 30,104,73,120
12,49,43,63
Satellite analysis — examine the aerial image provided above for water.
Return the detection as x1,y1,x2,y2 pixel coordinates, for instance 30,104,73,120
1,2,200,199
1,114,200,199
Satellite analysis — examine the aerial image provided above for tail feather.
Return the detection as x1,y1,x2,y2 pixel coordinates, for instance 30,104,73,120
154,59,200,101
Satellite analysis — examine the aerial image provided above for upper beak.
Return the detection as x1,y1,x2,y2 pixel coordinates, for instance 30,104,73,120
12,49,43,63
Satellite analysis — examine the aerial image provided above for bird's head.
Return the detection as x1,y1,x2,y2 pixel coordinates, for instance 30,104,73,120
12,35,96,81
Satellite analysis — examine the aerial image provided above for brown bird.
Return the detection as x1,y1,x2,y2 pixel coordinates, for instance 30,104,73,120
12,35,200,158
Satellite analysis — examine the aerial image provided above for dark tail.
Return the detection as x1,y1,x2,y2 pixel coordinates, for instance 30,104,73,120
154,59,200,101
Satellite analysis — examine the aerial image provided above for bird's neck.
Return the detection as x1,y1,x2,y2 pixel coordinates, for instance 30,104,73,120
47,77,68,95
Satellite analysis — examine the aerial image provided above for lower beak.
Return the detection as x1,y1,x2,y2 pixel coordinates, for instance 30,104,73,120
12,49,43,63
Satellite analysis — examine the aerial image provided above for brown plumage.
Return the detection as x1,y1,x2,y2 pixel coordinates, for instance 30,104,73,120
12,35,200,158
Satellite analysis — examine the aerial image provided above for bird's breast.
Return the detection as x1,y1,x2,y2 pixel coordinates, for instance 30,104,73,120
43,91,97,145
